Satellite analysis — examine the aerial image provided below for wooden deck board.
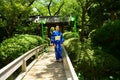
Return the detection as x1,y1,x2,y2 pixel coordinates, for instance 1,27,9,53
22,46,66,80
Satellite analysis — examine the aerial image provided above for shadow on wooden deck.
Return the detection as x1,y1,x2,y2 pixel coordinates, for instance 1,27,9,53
22,46,66,80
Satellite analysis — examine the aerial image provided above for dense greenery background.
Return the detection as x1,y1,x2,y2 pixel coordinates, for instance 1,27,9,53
0,0,120,80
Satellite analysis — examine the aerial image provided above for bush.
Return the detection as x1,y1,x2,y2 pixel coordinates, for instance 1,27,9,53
63,31,80,62
45,36,50,45
63,31,79,40
64,37,120,80
91,20,120,60
64,38,81,62
0,34,42,68
43,36,50,52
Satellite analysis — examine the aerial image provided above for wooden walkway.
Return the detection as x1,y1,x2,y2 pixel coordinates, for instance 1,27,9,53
22,46,66,80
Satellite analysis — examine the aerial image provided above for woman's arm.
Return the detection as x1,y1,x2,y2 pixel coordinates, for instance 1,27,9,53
61,33,64,44
51,32,55,44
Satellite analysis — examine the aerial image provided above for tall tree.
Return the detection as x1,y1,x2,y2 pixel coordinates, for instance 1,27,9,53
88,0,120,30
0,0,35,38
77,0,94,42
32,0,65,16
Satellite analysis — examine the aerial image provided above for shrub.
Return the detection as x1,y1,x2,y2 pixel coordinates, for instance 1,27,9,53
43,36,50,52
63,31,79,40
64,37,120,79
0,34,42,68
64,38,81,62
91,20,120,60
45,36,50,45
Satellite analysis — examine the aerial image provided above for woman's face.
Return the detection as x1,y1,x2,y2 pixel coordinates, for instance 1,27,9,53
55,25,59,31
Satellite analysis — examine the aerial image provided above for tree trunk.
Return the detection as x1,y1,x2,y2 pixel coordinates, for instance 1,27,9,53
5,22,15,38
39,25,42,36
80,8,85,42
110,10,116,21
48,0,52,16
28,0,36,7
5,27,10,38
48,26,51,38
61,26,64,33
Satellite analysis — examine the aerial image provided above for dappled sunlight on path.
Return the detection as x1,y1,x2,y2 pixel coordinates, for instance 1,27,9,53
22,46,66,80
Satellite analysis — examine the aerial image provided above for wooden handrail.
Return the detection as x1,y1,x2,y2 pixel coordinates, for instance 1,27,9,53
62,46,78,80
0,45,44,80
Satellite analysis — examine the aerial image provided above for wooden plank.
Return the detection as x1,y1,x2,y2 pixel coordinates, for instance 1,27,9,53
15,53,45,80
25,50,36,61
0,60,23,80
22,46,66,80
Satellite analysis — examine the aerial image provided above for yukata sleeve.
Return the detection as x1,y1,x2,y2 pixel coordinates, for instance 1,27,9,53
61,33,64,44
51,32,55,44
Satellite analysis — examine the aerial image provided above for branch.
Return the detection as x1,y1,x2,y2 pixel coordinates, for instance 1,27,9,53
86,3,93,11
84,0,94,12
78,0,84,9
54,0,64,16
28,0,36,7
48,0,52,16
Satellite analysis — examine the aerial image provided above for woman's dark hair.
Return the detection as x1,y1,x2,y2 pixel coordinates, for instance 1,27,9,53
54,24,59,28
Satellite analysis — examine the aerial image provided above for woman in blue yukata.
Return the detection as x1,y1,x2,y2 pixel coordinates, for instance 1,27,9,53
51,25,64,62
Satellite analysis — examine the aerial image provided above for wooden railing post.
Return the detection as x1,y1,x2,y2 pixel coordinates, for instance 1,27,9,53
35,49,38,59
22,59,26,72
43,46,44,53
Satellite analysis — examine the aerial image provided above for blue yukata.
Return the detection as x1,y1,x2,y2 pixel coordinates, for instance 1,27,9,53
51,30,64,61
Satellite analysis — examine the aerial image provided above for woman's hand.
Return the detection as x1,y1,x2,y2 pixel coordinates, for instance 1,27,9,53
54,44,56,47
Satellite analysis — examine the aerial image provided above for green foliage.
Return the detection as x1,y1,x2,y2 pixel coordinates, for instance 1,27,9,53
32,0,65,16
43,36,50,52
88,29,96,40
0,0,33,38
45,36,50,44
0,27,7,43
63,31,80,62
15,23,39,35
91,20,120,60
0,34,42,68
88,0,120,29
64,38,81,62
64,31,120,80
63,31,79,40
